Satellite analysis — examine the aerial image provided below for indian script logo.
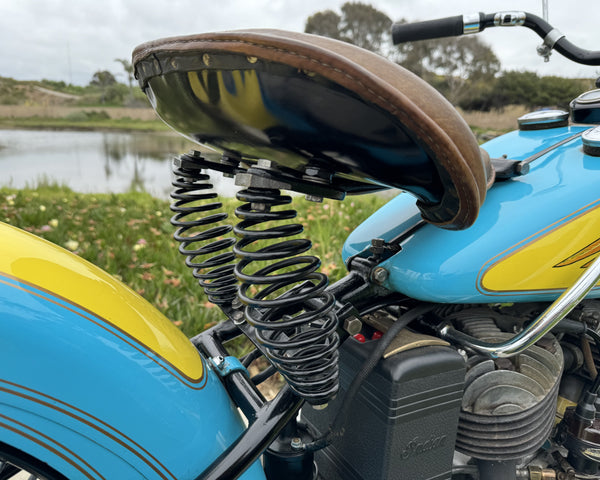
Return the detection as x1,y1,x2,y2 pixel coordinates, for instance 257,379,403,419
555,238,600,269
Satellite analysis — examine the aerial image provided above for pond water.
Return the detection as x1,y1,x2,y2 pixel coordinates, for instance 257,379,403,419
0,129,238,198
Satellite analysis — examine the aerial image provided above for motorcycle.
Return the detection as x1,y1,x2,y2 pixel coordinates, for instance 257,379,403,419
2,10,600,480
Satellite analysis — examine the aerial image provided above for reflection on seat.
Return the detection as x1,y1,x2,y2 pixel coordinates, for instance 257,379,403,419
133,29,492,229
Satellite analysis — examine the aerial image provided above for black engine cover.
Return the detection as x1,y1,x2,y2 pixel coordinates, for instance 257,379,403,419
302,338,465,480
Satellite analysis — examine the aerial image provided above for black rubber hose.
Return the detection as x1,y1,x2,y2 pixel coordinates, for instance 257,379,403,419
585,328,600,394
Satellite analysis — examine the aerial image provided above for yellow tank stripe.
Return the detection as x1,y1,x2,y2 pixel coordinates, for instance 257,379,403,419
481,203,600,293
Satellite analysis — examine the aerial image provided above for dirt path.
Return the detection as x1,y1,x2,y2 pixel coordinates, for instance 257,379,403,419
33,86,80,101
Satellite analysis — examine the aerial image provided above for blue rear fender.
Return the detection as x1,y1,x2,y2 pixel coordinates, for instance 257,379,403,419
0,225,265,479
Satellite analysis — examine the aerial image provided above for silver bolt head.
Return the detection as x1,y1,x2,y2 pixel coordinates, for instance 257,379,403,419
372,267,389,284
232,310,245,325
256,159,272,169
343,317,362,336
290,437,303,450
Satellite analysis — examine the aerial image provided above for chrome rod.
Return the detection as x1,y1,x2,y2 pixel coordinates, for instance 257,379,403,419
439,253,600,358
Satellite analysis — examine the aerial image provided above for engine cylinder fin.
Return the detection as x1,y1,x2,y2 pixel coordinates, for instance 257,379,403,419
445,308,563,462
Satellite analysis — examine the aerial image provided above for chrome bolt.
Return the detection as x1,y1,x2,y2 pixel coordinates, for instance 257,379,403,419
232,310,245,325
290,437,303,450
372,267,389,284
214,356,225,365
343,316,362,336
231,297,243,309
257,159,272,169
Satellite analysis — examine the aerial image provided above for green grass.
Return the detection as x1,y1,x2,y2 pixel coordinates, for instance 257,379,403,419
1,185,391,337
0,115,169,132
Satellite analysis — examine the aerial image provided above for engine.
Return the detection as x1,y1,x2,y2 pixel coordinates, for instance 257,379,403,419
303,301,600,480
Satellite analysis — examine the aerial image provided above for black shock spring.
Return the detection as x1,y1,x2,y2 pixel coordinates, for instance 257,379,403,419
233,187,339,405
170,157,238,306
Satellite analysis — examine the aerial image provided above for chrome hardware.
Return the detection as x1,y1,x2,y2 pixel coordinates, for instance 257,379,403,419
518,110,569,130
583,126,600,156
537,28,565,62
462,13,481,35
494,12,526,27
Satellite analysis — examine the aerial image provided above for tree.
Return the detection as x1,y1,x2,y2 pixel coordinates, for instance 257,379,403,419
89,70,118,104
115,58,135,98
405,36,501,104
475,71,589,110
338,2,392,54
305,10,342,41
89,70,116,88
304,3,503,107
305,2,392,56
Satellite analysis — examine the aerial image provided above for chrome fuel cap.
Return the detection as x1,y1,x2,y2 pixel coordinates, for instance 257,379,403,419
582,126,600,156
518,109,569,130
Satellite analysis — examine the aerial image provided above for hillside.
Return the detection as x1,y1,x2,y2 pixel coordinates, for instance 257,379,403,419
0,76,147,108
0,74,593,136
0,76,163,130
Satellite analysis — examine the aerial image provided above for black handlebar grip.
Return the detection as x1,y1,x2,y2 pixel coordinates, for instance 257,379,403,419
392,15,465,44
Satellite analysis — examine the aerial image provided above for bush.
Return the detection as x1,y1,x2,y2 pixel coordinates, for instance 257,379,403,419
63,110,111,122
459,71,594,111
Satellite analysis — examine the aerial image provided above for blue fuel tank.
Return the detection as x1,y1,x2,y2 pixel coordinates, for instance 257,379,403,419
343,125,600,304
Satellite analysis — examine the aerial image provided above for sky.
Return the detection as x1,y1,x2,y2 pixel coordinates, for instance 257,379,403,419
1,0,598,87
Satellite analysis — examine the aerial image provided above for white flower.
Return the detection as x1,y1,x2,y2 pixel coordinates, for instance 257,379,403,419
64,240,79,251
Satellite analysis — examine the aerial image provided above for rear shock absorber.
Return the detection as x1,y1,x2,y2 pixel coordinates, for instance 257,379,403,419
233,187,339,406
170,155,238,306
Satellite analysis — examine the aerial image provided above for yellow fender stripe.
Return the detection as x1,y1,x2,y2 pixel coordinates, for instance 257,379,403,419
0,223,204,382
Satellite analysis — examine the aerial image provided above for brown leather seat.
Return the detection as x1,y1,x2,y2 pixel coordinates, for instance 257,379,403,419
133,29,493,230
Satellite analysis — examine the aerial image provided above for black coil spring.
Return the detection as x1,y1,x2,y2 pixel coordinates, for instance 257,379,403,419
233,187,339,405
170,159,238,306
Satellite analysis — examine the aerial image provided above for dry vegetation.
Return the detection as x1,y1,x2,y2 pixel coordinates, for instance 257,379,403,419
0,105,157,121
0,76,161,130
458,105,529,131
